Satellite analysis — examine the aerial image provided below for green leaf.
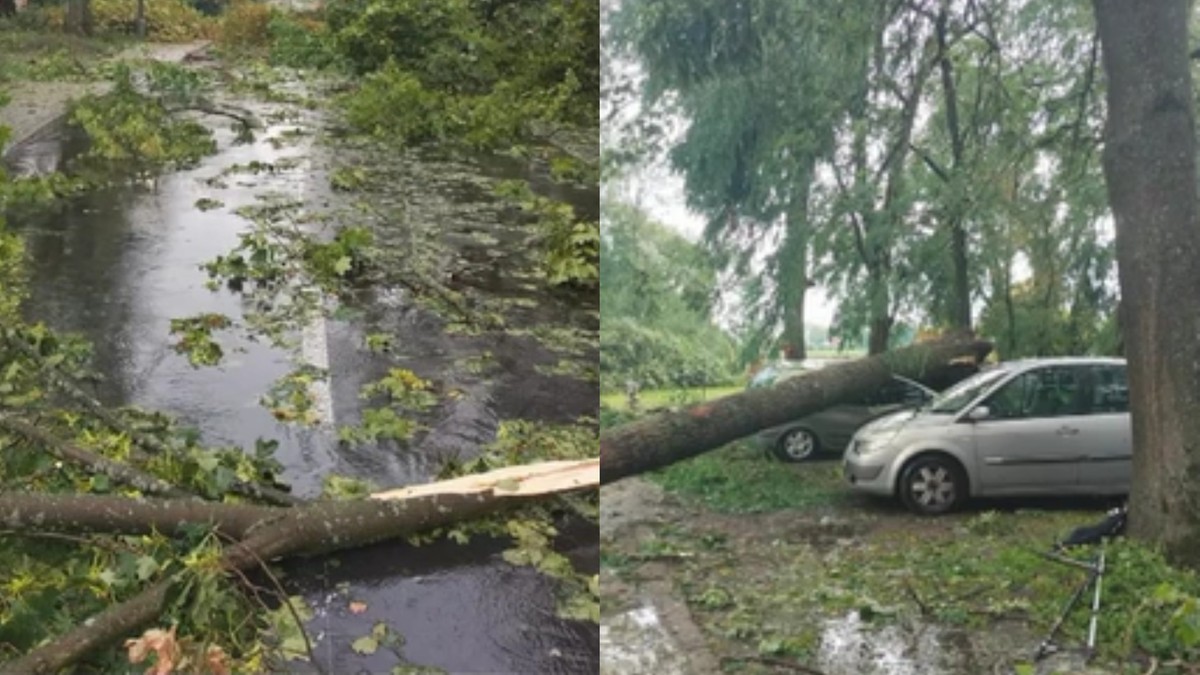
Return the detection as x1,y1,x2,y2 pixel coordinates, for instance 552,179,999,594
135,555,159,581
333,256,353,276
89,474,112,493
351,635,379,655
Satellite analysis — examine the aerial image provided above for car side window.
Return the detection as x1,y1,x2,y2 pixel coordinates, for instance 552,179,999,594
1088,365,1129,414
901,381,932,405
860,378,920,406
985,367,1086,420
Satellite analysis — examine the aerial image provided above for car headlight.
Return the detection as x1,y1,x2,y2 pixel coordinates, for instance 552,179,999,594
853,432,897,456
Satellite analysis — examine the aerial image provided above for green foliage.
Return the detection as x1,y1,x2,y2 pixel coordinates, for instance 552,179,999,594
496,180,598,288
338,61,452,144
267,14,345,70
202,200,379,350
321,474,374,500
328,0,596,147
169,313,232,368
599,201,736,389
89,0,217,41
69,66,217,180
301,225,376,287
261,365,326,424
338,369,435,445
601,316,735,391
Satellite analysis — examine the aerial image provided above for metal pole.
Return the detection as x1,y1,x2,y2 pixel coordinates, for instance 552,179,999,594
1086,542,1107,656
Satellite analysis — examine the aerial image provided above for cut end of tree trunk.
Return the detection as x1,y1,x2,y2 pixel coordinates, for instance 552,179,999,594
370,459,600,500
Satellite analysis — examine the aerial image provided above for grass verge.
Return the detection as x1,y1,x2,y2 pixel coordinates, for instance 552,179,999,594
599,384,744,411
647,443,847,514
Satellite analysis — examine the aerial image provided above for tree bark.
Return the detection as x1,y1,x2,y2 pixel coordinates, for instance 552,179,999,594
64,0,92,35
599,337,991,483
936,5,972,332
0,459,598,673
1094,0,1200,562
780,200,810,361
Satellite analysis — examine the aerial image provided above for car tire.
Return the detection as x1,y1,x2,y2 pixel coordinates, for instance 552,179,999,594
898,455,966,515
773,428,820,462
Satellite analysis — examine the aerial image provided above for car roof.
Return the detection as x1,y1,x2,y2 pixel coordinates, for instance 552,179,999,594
1000,356,1126,369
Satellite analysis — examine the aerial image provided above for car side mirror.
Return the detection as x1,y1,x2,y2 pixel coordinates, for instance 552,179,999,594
965,405,990,422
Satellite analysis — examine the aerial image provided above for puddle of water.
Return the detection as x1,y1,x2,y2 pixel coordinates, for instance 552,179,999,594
600,604,690,675
6,70,598,673
816,610,1049,675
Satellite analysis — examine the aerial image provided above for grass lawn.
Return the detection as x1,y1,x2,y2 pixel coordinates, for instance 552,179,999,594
599,384,745,411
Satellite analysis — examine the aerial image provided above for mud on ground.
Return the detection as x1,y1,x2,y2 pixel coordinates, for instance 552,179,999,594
600,459,1123,675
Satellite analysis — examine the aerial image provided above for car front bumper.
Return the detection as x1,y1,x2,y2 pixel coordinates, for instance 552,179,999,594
843,454,891,496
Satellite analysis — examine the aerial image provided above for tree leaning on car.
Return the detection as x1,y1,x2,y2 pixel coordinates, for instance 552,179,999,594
599,335,992,484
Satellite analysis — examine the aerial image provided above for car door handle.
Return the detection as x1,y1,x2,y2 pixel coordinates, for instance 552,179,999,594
1056,426,1079,436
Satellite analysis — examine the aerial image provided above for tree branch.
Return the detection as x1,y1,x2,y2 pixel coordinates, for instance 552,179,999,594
0,415,196,499
909,143,951,183
0,329,303,506
2,458,598,673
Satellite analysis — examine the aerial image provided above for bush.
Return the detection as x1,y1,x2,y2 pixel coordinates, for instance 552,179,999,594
600,317,737,390
90,0,216,41
327,0,490,89
339,61,449,142
267,13,343,69
217,0,274,47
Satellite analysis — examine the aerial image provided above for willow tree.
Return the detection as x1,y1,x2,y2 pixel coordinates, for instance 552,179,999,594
611,0,870,360
1093,0,1200,560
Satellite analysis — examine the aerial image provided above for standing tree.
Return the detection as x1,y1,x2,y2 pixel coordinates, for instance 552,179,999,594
612,0,867,361
1093,0,1200,560
64,0,92,35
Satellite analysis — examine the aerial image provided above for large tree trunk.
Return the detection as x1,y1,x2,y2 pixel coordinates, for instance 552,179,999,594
599,337,991,483
779,201,810,361
866,270,892,354
1,459,598,673
64,0,92,35
1094,0,1200,561
936,6,972,333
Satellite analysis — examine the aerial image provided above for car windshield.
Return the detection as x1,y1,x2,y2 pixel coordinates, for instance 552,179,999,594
926,366,1012,413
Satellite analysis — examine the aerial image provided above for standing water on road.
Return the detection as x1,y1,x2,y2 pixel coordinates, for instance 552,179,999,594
5,64,598,673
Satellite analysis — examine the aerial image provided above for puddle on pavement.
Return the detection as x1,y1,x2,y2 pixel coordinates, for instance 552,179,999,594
600,606,687,675
815,610,1044,675
4,69,598,673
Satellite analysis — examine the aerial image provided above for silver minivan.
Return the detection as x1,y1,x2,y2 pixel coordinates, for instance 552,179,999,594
843,357,1131,515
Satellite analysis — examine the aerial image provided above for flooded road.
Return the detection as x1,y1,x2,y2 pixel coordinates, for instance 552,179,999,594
5,70,598,673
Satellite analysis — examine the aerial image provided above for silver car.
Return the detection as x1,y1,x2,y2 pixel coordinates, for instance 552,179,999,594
750,363,936,461
844,357,1131,515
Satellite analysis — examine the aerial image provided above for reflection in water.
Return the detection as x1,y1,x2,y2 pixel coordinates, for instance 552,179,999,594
288,534,596,674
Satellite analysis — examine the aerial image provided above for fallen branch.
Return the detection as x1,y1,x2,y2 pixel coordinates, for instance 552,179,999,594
599,337,992,483
0,328,302,506
0,415,195,499
719,655,827,674
0,458,599,673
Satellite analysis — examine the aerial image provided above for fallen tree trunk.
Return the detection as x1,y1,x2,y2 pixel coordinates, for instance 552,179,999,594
600,337,992,483
1,458,599,673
